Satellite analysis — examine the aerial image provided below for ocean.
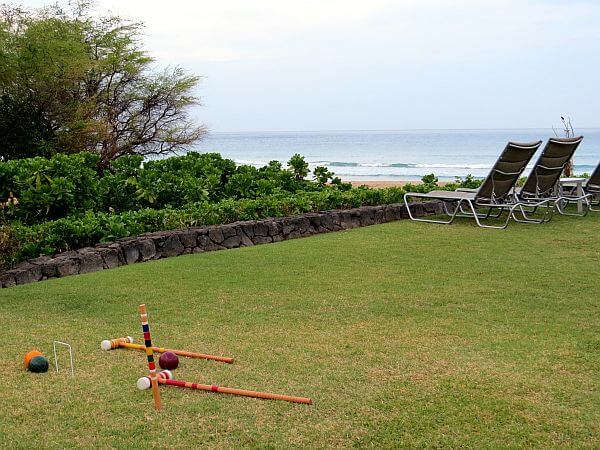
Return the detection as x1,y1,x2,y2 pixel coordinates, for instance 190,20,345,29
194,129,600,181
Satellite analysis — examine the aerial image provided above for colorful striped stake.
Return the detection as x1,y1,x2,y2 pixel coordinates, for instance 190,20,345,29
139,304,161,411
100,336,234,364
137,370,312,405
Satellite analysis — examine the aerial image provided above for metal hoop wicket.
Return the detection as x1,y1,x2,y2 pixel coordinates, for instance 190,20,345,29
52,341,74,376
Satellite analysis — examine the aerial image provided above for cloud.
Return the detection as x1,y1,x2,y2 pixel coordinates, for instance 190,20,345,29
10,0,600,129
15,0,600,65
86,0,600,69
96,0,398,62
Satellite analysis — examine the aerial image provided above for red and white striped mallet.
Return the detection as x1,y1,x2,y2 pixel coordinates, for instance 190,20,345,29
137,370,173,390
136,370,312,405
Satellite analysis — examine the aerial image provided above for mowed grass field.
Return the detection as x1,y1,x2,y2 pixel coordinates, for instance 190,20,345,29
0,214,599,448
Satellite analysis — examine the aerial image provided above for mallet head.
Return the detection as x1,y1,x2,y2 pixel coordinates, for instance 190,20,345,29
136,370,172,390
100,336,134,351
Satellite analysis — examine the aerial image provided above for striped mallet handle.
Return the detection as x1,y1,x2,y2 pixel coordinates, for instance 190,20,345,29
139,304,161,411
137,370,312,404
128,343,234,364
100,337,234,364
160,378,312,404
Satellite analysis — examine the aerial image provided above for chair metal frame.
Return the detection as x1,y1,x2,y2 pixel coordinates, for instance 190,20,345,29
586,186,600,212
404,140,545,229
405,191,553,229
515,137,591,217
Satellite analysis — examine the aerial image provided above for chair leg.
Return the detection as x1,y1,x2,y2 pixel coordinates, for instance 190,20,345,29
466,201,511,229
442,201,456,216
587,192,600,211
554,195,591,217
404,194,462,225
512,200,555,223
511,200,554,224
511,204,541,223
456,203,503,219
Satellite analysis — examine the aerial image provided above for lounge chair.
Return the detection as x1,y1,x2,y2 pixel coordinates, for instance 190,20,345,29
560,160,600,212
404,140,543,229
515,136,590,218
585,162,600,211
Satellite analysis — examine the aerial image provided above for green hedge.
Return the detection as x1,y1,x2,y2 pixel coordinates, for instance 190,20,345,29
7,187,407,264
0,152,348,225
0,148,484,268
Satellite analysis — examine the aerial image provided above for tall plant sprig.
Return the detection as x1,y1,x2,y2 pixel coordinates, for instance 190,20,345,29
552,116,575,177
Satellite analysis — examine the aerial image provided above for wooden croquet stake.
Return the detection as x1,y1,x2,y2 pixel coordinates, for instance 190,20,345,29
139,304,161,411
157,377,312,405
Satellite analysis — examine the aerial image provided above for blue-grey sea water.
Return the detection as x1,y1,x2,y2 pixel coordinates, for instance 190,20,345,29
194,129,600,181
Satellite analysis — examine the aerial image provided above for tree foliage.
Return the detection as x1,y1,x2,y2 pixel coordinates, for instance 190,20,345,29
288,153,309,180
0,1,205,164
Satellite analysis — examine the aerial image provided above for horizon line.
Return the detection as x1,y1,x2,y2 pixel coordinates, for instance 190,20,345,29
204,127,600,134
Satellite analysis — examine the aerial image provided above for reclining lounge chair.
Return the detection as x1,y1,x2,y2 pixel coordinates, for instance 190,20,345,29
404,140,543,229
515,136,589,218
585,162,600,211
560,159,600,212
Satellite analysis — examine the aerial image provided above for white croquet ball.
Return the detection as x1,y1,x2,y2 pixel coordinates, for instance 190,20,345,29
137,376,151,390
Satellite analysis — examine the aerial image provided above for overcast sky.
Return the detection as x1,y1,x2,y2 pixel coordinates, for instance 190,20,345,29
14,0,600,131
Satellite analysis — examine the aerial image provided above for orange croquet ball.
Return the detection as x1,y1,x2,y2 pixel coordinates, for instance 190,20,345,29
24,350,43,369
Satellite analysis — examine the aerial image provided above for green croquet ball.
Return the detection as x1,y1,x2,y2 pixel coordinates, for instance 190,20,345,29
29,355,49,373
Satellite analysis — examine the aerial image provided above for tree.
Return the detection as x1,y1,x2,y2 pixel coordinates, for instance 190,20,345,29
288,154,309,181
313,165,333,185
0,4,91,159
0,2,206,166
0,96,56,159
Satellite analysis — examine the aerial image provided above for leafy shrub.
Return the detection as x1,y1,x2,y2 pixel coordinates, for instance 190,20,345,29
0,150,472,268
0,151,341,225
10,187,408,263
0,225,20,269
402,173,483,194
0,152,101,223
96,153,233,211
313,166,334,185
402,174,439,194
421,173,438,187
454,174,483,189
288,154,309,180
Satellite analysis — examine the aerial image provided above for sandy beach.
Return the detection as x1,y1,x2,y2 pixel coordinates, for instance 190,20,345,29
349,180,449,188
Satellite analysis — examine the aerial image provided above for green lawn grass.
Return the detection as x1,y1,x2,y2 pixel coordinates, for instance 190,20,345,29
1,215,599,448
